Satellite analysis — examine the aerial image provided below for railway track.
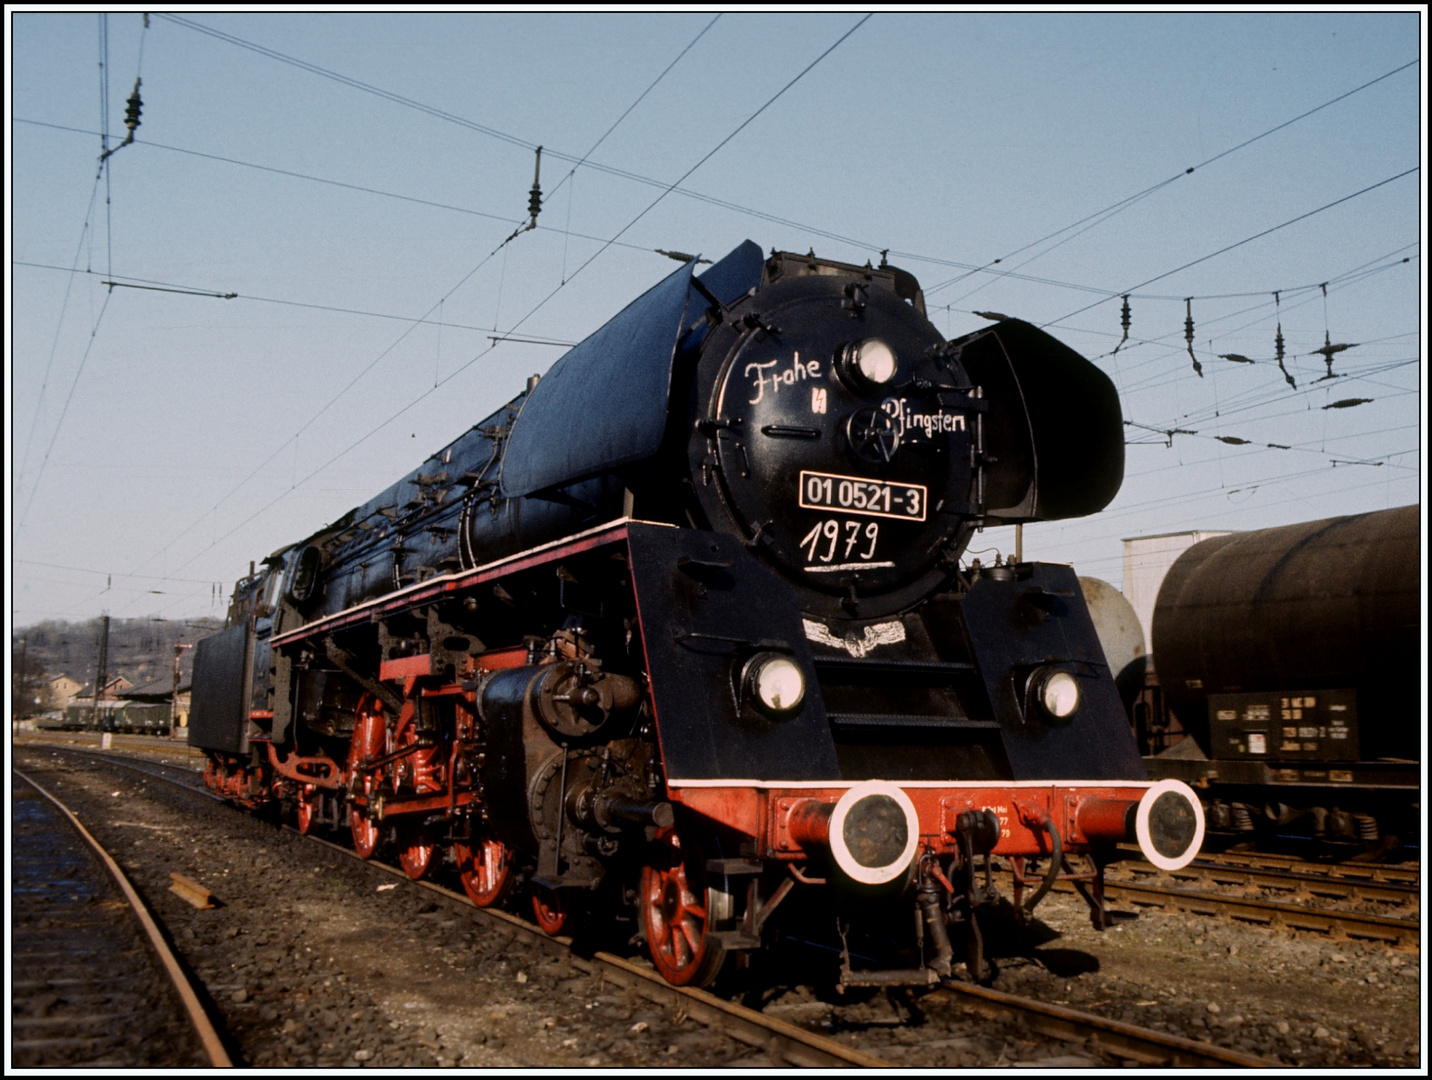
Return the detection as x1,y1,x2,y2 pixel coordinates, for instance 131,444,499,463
14,740,1279,1068
1055,872,1418,948
304,831,1275,1068
10,769,230,1068
1124,858,1418,907
18,731,205,770
1189,847,1419,887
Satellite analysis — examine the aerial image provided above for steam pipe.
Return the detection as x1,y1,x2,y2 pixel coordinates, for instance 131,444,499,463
594,793,675,830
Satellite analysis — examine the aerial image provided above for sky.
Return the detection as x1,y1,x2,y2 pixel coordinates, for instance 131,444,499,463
8,9,1426,632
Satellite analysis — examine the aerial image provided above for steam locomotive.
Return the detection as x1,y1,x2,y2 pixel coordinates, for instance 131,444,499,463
189,241,1203,988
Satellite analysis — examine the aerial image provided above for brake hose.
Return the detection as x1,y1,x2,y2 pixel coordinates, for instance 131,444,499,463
1021,813,1062,918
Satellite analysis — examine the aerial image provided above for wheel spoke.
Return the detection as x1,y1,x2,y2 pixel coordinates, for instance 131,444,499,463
677,917,703,955
668,925,691,967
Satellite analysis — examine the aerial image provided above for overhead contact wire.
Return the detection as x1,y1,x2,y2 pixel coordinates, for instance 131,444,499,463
156,14,873,584
1047,167,1420,329
18,13,724,564
14,181,106,509
17,290,114,534
154,15,1416,295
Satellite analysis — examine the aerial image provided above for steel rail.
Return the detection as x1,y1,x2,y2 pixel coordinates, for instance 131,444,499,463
1115,842,1419,886
1065,878,1419,946
1139,862,1419,906
294,830,888,1068
1193,849,1419,887
12,767,234,1067
935,982,1275,1068
22,743,877,1068
18,732,205,769
16,742,213,791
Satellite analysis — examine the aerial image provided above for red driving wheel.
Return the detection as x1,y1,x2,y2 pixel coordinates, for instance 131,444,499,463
346,696,386,860
455,838,513,908
399,825,437,880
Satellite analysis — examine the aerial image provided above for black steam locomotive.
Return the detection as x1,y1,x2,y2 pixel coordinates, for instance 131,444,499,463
189,241,1203,988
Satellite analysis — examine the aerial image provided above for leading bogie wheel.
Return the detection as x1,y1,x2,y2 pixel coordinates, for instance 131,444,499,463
531,884,570,936
295,785,317,835
641,831,731,988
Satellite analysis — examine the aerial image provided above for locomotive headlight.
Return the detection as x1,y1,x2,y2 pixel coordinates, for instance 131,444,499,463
854,339,897,384
838,338,897,392
1030,667,1081,722
744,653,806,716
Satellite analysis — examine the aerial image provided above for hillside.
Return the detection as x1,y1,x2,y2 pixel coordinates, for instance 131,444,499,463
13,616,225,714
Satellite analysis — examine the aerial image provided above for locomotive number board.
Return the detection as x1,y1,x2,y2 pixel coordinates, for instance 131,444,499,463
799,471,927,521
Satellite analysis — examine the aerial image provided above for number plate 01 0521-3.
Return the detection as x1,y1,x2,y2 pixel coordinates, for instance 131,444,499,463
798,470,927,521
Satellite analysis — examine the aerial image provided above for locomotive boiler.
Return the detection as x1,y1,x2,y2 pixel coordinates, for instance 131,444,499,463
1142,504,1420,849
189,241,1203,988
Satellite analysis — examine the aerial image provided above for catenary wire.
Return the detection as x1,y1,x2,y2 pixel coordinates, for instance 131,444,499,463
27,21,1414,613
13,17,725,578
72,18,743,591
923,57,1419,298
14,181,108,509
158,14,874,579
150,13,1418,299
24,114,1414,319
16,289,115,535
79,15,872,618
1046,167,1419,328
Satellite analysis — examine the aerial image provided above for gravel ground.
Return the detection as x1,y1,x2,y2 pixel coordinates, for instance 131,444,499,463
719,882,1422,1069
971,889,1423,1068
15,748,1423,1069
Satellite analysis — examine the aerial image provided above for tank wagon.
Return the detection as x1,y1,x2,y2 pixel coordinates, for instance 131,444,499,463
189,242,1202,987
1139,505,1420,848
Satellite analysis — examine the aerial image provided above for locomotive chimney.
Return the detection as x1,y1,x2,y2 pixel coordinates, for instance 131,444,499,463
526,373,541,394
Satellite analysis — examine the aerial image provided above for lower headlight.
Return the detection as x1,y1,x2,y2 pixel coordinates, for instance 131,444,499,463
745,653,805,715
1031,667,1081,721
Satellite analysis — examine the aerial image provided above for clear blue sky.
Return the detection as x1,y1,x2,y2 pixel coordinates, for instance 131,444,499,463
8,9,1425,629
